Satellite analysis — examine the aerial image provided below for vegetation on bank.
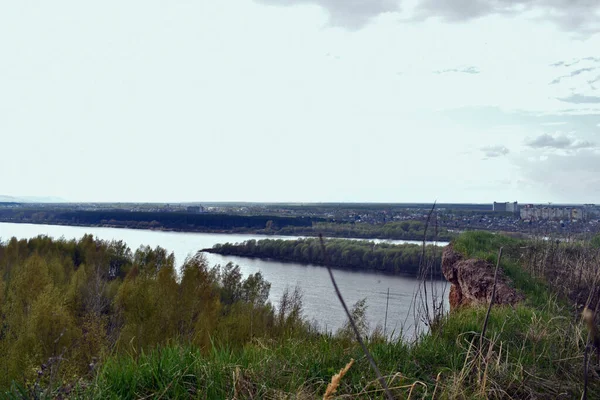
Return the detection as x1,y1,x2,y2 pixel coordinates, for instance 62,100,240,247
0,208,456,241
0,235,302,392
278,220,455,241
206,238,443,276
0,208,317,232
1,231,600,398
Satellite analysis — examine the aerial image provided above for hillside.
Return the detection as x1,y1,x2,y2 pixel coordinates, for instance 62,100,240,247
1,231,599,398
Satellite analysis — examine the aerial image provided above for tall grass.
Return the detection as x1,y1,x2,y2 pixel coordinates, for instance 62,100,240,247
34,298,591,399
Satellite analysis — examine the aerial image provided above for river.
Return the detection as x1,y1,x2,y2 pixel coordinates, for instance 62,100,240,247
0,222,449,339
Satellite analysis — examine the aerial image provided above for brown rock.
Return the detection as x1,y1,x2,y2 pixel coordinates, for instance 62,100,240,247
442,245,523,311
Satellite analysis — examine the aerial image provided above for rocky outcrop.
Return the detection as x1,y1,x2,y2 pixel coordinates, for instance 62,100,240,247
442,245,523,311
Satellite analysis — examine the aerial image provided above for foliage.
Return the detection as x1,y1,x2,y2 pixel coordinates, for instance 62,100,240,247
0,235,289,390
0,209,317,232
208,238,442,276
279,220,455,241
0,208,456,241
2,231,600,399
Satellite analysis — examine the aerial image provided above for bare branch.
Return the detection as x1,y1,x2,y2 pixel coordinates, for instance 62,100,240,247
318,234,393,400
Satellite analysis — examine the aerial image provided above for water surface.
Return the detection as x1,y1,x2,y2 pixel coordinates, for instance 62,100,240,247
0,222,448,338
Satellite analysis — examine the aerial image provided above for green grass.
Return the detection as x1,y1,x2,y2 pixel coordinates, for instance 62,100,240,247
40,297,589,399
3,309,593,399
3,230,598,399
80,338,410,399
453,231,522,258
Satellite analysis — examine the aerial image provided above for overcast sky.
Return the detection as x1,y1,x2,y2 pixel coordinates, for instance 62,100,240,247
2,1,600,203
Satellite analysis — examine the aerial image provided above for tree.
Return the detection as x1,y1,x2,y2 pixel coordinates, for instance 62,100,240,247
336,298,369,341
220,262,242,305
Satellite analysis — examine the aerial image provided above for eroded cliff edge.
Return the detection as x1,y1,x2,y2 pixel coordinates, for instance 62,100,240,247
441,244,523,310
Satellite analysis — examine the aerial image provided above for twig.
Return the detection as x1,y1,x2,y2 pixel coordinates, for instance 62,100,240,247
384,287,390,338
582,298,600,400
583,343,589,400
420,202,437,325
480,247,504,351
319,234,394,400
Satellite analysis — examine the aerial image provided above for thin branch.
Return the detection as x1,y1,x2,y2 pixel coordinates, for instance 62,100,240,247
420,201,437,326
480,247,504,351
319,234,393,400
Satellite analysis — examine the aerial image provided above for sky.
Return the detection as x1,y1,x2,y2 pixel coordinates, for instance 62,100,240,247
1,0,600,204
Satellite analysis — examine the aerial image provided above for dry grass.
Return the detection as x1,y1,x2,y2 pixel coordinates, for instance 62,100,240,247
323,359,354,400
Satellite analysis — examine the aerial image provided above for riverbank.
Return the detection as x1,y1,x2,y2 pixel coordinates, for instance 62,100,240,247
0,221,444,336
204,237,443,277
0,215,455,241
4,231,596,398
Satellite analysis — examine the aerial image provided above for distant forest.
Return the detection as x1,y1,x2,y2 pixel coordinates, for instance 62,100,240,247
0,208,454,241
206,238,443,276
0,209,317,231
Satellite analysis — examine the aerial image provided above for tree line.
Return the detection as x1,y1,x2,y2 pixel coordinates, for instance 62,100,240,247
206,238,443,276
0,235,309,390
278,220,455,241
0,208,318,232
0,208,454,241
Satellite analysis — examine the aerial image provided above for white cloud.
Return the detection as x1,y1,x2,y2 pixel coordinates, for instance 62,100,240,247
481,145,510,158
525,133,596,150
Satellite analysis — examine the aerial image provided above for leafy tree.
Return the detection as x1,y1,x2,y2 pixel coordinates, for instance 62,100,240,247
219,262,243,305
242,271,271,306
336,298,369,341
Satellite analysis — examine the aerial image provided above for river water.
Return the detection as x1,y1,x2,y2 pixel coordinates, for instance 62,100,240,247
0,222,449,339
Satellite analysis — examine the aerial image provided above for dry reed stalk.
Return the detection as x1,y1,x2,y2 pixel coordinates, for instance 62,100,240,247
318,234,393,400
406,382,417,399
419,202,437,325
480,247,504,352
323,359,354,400
582,306,598,400
431,372,442,400
355,376,428,399
233,366,240,400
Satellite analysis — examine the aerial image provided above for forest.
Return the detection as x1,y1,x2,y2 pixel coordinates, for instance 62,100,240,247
0,207,455,241
206,238,442,276
0,209,317,231
0,235,309,391
277,220,455,241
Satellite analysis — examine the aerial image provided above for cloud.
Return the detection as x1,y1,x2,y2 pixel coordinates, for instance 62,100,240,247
439,107,600,131
415,0,600,34
481,145,509,158
255,0,400,29
255,0,600,33
540,121,567,126
550,57,600,68
515,149,600,202
435,66,480,74
558,94,600,104
550,67,597,85
525,133,595,150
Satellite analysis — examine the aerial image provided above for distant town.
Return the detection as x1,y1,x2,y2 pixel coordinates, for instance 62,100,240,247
1,200,599,239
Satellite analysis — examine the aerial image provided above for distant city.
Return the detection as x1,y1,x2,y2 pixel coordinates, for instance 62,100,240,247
493,201,597,221
1,199,599,238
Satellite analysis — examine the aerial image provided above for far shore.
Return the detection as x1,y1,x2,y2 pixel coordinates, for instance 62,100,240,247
0,219,452,243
